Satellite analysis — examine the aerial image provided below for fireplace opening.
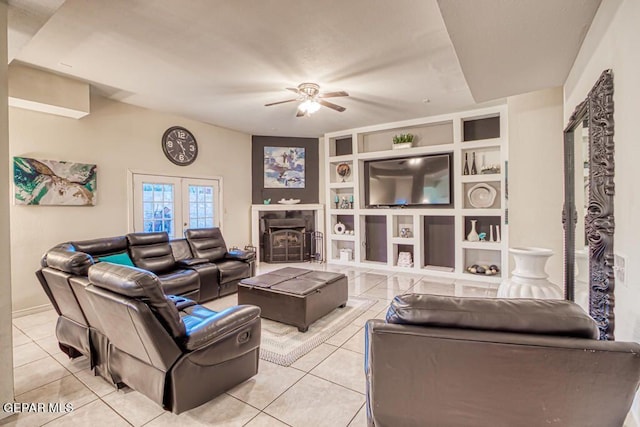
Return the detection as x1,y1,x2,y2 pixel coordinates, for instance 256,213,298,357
263,218,308,263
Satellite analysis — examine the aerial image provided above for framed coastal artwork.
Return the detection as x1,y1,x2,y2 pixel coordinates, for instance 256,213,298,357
263,146,305,188
13,157,97,206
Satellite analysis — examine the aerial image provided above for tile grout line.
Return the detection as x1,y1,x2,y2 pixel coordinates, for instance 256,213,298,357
346,402,367,427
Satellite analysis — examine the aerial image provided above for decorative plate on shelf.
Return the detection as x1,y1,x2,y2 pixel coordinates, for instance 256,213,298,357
468,183,497,208
334,222,346,235
277,198,301,204
336,163,351,182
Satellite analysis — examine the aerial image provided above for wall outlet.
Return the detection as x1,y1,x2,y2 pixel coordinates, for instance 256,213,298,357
614,253,627,286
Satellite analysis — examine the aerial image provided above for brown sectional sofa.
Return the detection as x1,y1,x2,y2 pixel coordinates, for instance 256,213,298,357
34,228,259,413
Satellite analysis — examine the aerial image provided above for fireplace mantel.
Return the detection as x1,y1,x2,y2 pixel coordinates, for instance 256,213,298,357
250,204,325,264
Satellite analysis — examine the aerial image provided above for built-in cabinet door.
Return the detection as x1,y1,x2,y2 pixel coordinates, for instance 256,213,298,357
364,215,387,263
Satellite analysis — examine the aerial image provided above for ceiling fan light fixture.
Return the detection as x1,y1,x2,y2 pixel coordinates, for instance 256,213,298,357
298,99,321,115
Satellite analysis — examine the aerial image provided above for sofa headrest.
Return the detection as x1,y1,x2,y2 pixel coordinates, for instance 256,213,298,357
185,228,221,240
185,228,227,262
127,231,169,246
40,243,74,268
71,236,128,256
88,263,185,338
89,262,158,298
44,247,94,276
387,294,599,339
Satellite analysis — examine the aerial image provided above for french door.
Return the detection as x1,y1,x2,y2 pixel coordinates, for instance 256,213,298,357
132,174,221,238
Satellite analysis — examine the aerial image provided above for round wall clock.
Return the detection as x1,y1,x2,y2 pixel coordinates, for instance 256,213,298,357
162,126,198,166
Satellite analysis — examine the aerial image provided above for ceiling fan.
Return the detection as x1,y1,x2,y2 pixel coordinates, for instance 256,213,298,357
265,83,349,117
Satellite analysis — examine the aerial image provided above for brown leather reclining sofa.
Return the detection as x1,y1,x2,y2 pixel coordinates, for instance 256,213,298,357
365,294,640,427
34,228,259,413
86,262,260,413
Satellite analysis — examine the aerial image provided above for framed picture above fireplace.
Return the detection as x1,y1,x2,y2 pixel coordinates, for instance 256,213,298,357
264,146,305,188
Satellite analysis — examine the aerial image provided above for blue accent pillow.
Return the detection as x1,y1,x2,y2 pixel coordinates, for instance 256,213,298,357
98,252,135,267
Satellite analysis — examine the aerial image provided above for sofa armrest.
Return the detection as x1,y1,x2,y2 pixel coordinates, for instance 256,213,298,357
225,249,255,262
167,295,197,310
182,304,261,351
177,258,211,267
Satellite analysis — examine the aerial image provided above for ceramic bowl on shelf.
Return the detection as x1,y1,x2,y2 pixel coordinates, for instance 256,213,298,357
467,183,497,208
466,264,500,276
277,198,301,205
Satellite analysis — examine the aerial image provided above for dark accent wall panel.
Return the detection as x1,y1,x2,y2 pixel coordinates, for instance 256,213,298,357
335,137,353,156
365,215,387,263
463,116,500,141
423,216,455,268
252,136,319,204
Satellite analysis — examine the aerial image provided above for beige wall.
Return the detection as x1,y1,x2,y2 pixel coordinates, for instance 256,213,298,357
0,1,15,412
10,95,252,313
8,62,90,117
507,87,565,287
565,0,640,344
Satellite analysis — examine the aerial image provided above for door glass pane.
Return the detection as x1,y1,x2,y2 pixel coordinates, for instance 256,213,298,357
142,182,175,236
187,184,215,229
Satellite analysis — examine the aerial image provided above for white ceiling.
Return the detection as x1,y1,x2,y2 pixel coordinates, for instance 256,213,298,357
9,0,600,138
438,0,601,102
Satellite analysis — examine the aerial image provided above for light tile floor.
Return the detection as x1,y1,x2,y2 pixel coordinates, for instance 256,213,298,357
4,263,504,426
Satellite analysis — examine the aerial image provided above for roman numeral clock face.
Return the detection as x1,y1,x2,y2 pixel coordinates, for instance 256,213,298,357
162,126,198,166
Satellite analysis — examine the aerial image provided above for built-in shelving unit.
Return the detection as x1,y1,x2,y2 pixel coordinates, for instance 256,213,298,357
323,106,508,283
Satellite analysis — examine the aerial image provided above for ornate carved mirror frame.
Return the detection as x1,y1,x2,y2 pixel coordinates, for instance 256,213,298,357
563,69,615,340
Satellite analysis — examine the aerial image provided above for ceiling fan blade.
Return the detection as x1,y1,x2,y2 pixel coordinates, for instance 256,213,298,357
296,109,307,118
264,98,298,107
319,91,349,98
286,87,300,93
318,99,346,112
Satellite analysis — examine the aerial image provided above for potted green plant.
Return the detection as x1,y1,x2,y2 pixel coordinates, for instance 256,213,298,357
392,133,414,149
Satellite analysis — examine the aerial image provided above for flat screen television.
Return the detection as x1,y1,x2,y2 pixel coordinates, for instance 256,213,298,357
364,153,452,207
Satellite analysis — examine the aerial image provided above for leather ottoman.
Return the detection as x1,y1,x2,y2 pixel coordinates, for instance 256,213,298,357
238,267,348,332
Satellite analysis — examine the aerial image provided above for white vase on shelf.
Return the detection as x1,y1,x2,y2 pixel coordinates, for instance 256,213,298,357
467,220,479,242
497,247,563,299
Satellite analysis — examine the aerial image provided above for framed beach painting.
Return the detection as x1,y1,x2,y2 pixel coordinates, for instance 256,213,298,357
263,146,305,188
13,157,97,206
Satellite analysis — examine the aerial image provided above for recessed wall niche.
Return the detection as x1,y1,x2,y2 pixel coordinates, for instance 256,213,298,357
251,135,319,204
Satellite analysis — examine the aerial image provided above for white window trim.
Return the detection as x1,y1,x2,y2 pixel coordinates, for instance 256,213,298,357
127,169,224,235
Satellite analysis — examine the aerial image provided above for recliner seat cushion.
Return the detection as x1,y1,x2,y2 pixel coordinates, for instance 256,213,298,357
387,293,599,339
215,260,250,284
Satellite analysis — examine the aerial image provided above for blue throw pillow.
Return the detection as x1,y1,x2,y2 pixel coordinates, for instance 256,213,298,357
97,252,135,267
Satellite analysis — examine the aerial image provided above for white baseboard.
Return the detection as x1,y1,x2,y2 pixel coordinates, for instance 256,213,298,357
12,303,54,319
